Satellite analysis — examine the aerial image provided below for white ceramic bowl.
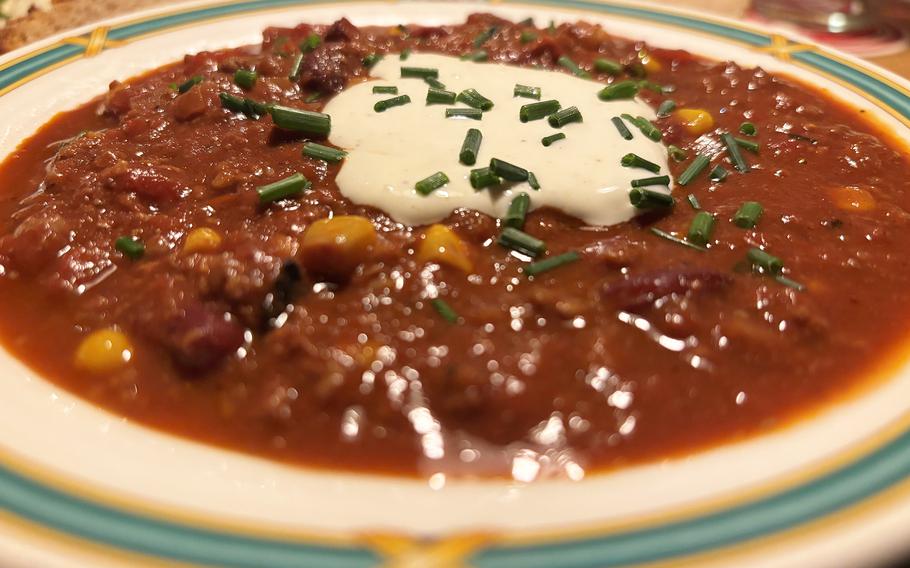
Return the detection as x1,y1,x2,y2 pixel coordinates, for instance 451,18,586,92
0,2,908,567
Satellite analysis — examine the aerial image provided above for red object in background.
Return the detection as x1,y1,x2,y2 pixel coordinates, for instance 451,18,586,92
749,0,909,56
752,0,877,33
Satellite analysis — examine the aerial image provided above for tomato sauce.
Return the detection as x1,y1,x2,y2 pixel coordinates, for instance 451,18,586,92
0,14,907,478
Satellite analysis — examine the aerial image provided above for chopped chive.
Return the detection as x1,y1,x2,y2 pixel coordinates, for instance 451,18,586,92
775,275,806,291
374,94,412,112
548,20,557,34
650,227,706,251
678,154,710,186
446,108,482,120
300,32,321,52
288,53,304,81
498,227,546,257
734,137,760,153
747,248,783,275
740,121,757,136
362,53,382,68
257,173,309,204
687,194,701,210
518,17,534,26
519,99,560,122
221,91,249,110
461,50,489,62
304,92,321,103
489,158,528,182
625,61,647,78
269,105,331,135
621,114,661,141
399,48,411,61
558,56,590,78
631,175,670,188
597,81,639,101
621,153,660,174
722,132,750,173
234,69,258,90
638,80,666,94
520,30,537,43
524,251,580,276
514,84,541,100
473,26,498,47
629,188,674,209
401,66,438,79
710,165,729,182
527,172,540,190
783,130,817,144
219,93,269,119
459,128,482,165
246,98,271,117
594,58,622,75
115,236,144,260
611,116,633,140
548,106,583,128
687,211,716,246
504,192,530,229
668,144,687,162
415,171,450,195
457,88,494,111
732,201,763,228
372,85,398,95
469,167,501,189
302,142,347,163
430,298,459,323
424,76,446,89
657,99,676,118
542,133,566,147
177,76,202,94
426,87,456,105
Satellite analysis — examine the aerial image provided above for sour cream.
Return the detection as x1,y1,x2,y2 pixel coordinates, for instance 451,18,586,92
325,53,671,227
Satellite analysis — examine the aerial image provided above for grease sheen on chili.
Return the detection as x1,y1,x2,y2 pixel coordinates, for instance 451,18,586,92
0,14,908,479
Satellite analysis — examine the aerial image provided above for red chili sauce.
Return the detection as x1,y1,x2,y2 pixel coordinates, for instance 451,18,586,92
0,14,907,477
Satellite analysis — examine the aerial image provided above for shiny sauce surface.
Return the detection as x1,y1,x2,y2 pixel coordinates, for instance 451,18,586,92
0,15,908,479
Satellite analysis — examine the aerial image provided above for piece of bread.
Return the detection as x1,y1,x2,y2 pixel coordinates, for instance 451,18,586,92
0,0,160,53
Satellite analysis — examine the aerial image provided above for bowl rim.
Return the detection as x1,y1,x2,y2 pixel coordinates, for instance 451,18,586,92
0,1,909,567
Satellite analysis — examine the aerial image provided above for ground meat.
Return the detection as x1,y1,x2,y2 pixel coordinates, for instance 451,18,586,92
602,268,733,311
0,14,906,477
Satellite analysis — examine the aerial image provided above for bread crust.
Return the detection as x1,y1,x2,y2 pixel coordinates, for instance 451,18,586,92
0,0,160,53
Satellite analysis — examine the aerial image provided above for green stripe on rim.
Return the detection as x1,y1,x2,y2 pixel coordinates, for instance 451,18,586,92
475,425,910,567
794,51,910,118
0,463,379,568
0,44,84,91
0,1,908,566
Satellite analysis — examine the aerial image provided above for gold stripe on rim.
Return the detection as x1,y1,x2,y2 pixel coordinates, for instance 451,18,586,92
0,1,906,565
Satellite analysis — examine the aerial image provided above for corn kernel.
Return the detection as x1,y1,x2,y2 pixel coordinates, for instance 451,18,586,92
831,186,876,211
74,329,133,373
348,340,378,367
183,227,222,253
638,50,662,74
302,215,377,278
675,108,715,136
417,224,473,273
